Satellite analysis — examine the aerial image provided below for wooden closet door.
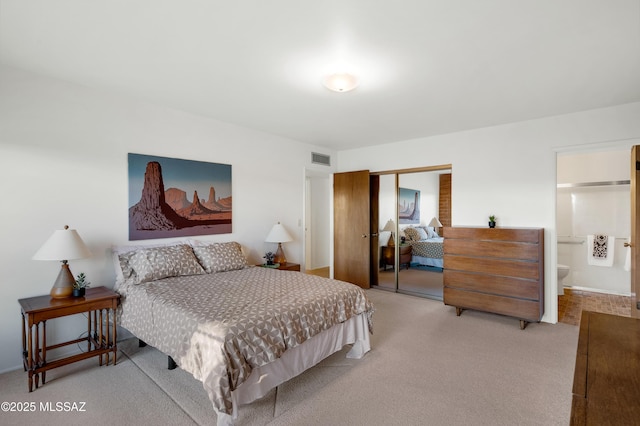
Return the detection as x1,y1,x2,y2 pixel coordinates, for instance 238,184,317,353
334,170,371,288
631,146,640,318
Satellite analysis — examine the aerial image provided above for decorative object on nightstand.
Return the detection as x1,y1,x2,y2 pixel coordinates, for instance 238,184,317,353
382,219,397,246
428,217,443,234
73,272,91,297
263,251,275,266
32,225,91,299
265,222,293,264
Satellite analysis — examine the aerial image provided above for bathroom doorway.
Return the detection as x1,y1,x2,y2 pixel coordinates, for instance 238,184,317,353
556,148,633,321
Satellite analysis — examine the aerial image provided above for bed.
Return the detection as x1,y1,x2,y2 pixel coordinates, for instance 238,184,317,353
113,241,373,425
402,226,444,268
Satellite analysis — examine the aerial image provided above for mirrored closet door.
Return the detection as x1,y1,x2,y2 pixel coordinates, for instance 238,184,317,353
374,167,451,300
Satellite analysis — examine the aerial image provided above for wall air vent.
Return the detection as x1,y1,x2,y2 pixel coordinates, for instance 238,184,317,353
311,152,331,166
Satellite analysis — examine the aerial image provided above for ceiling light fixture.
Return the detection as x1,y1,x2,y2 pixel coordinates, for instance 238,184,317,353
323,73,359,92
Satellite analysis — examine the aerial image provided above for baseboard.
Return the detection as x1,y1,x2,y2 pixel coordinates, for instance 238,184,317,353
564,285,632,297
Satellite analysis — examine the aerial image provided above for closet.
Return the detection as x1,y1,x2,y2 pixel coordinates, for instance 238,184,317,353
333,166,451,293
374,166,451,298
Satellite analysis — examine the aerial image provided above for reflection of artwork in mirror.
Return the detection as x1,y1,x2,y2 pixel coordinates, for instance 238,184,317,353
399,187,420,224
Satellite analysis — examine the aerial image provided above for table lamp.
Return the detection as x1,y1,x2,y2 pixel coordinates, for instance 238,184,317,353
265,222,293,264
33,225,92,298
382,219,396,246
428,217,443,234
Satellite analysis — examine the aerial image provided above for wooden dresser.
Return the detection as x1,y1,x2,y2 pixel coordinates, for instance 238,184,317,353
443,227,544,329
571,311,640,425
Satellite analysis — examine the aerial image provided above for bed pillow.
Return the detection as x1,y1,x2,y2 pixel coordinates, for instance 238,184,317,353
403,227,421,242
427,227,440,238
192,241,247,273
415,226,429,240
111,239,193,287
127,244,206,283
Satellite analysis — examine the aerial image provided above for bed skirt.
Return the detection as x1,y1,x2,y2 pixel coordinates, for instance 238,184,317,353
218,312,371,425
412,255,444,268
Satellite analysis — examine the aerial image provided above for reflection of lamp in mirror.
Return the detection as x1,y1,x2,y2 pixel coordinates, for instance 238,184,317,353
428,217,443,234
33,225,92,298
265,222,293,264
382,219,396,246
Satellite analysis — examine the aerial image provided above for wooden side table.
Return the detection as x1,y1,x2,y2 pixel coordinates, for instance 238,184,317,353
258,262,301,271
19,286,120,392
381,245,412,270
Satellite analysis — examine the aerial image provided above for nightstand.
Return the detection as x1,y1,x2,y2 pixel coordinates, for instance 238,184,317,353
18,286,120,392
258,262,301,271
381,245,412,270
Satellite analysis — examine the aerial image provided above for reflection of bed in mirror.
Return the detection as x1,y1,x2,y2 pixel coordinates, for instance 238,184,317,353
401,226,444,268
409,237,444,268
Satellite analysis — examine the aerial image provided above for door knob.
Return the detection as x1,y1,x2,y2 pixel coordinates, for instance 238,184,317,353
361,234,368,238
624,242,633,247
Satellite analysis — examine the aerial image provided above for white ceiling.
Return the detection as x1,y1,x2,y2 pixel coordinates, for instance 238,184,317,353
1,0,639,150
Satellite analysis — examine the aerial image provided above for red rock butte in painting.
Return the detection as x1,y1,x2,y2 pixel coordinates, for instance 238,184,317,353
129,162,231,239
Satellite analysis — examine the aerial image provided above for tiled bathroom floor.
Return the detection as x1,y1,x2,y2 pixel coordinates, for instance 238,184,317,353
558,288,633,325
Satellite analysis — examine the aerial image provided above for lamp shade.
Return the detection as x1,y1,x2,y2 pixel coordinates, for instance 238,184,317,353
265,222,293,243
382,219,396,233
33,225,91,261
428,217,443,228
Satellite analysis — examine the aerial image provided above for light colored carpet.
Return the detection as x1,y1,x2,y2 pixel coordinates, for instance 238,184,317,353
377,265,444,299
0,289,579,425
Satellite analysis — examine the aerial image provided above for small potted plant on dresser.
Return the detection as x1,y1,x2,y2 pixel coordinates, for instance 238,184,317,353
488,215,497,228
73,273,90,297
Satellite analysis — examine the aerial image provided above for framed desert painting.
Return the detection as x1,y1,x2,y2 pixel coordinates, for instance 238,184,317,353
128,153,232,240
398,187,420,224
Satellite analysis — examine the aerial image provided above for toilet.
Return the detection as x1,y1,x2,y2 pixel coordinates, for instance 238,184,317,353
557,264,570,285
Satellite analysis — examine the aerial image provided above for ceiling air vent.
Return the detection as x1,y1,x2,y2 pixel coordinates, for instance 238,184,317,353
311,152,331,166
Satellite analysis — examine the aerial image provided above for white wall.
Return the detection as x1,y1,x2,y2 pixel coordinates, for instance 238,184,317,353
557,150,631,294
337,101,640,324
0,65,335,372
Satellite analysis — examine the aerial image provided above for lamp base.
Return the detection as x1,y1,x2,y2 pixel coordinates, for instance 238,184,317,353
50,262,75,299
274,243,287,265
388,233,395,246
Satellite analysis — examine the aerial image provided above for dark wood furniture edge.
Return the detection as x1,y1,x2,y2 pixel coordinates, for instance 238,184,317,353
570,310,590,425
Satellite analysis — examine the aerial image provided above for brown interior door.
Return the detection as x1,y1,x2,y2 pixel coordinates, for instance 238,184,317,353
334,170,371,288
631,146,640,318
